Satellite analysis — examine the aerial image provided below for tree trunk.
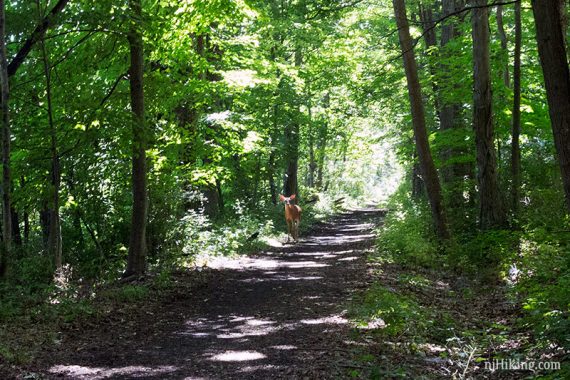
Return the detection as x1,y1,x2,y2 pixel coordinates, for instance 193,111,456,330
0,1,71,272
23,211,29,245
307,86,316,188
496,5,511,88
40,205,50,246
66,171,85,251
11,208,21,247
419,3,441,119
531,0,570,213
411,150,425,199
315,94,329,191
124,0,148,277
511,1,522,217
393,0,450,240
268,150,277,205
472,0,507,229
440,0,469,192
283,47,302,198
0,0,10,277
39,7,62,270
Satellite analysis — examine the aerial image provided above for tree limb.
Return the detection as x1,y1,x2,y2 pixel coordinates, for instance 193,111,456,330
7,0,70,77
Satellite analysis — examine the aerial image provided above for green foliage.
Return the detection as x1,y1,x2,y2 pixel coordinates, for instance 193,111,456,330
350,283,430,338
375,187,439,268
103,285,149,303
517,235,570,350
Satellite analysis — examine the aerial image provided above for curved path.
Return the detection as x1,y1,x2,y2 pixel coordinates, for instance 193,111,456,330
40,208,383,379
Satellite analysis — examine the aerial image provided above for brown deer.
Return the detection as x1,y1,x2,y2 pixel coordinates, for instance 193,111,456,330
279,194,302,243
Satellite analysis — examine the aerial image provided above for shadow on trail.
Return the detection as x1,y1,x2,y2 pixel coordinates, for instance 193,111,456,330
44,208,384,379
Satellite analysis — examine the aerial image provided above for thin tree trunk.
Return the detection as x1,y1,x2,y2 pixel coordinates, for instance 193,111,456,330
511,1,522,217
40,205,50,246
440,0,467,189
496,5,511,88
393,0,450,240
20,177,29,245
283,47,302,197
11,208,21,247
124,0,148,278
419,3,441,120
23,211,29,245
411,150,425,199
472,0,507,229
215,179,224,212
307,86,316,188
268,150,277,205
0,0,10,277
532,0,570,213
38,4,62,270
66,172,85,251
315,94,329,191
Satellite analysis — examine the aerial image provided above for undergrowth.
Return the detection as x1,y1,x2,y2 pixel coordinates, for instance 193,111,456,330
348,184,570,379
0,191,337,367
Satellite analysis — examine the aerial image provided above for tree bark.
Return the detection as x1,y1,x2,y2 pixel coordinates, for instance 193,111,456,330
307,86,316,188
38,2,62,270
511,1,522,217
0,0,68,277
11,208,21,247
124,0,148,277
0,0,10,277
23,211,29,245
419,3,441,119
440,0,469,191
283,47,302,198
531,0,570,213
496,5,511,88
472,0,507,229
393,0,450,240
268,150,278,205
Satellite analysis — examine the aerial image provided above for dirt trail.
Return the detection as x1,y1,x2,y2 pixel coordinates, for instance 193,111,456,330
37,208,384,379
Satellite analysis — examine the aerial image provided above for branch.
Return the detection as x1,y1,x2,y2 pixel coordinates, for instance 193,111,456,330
58,71,127,159
307,0,366,21
50,31,95,71
7,0,70,77
393,1,521,66
99,72,127,107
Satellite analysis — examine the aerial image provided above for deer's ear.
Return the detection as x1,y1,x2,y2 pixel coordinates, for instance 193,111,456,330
290,194,296,200
279,194,285,201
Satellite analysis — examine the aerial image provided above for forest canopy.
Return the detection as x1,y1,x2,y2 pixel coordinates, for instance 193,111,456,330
0,0,569,377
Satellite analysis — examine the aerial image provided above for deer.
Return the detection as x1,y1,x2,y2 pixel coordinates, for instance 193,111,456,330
279,194,302,243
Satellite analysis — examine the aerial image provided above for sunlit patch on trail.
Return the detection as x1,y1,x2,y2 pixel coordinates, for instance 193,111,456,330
181,315,279,340
270,345,297,350
238,364,283,373
203,256,329,270
300,315,348,325
238,275,323,283
49,364,177,379
338,256,359,261
262,236,284,247
209,350,266,362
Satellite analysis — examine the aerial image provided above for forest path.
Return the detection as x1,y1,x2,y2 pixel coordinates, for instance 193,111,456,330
39,208,384,379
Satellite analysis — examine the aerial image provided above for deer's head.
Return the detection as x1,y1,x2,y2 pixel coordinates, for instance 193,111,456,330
279,194,296,205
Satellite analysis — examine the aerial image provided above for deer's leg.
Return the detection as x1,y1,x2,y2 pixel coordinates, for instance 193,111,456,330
286,220,292,243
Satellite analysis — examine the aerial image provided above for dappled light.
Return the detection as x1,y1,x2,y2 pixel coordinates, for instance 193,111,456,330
2,0,569,378
209,351,267,362
39,210,382,379
48,364,178,379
